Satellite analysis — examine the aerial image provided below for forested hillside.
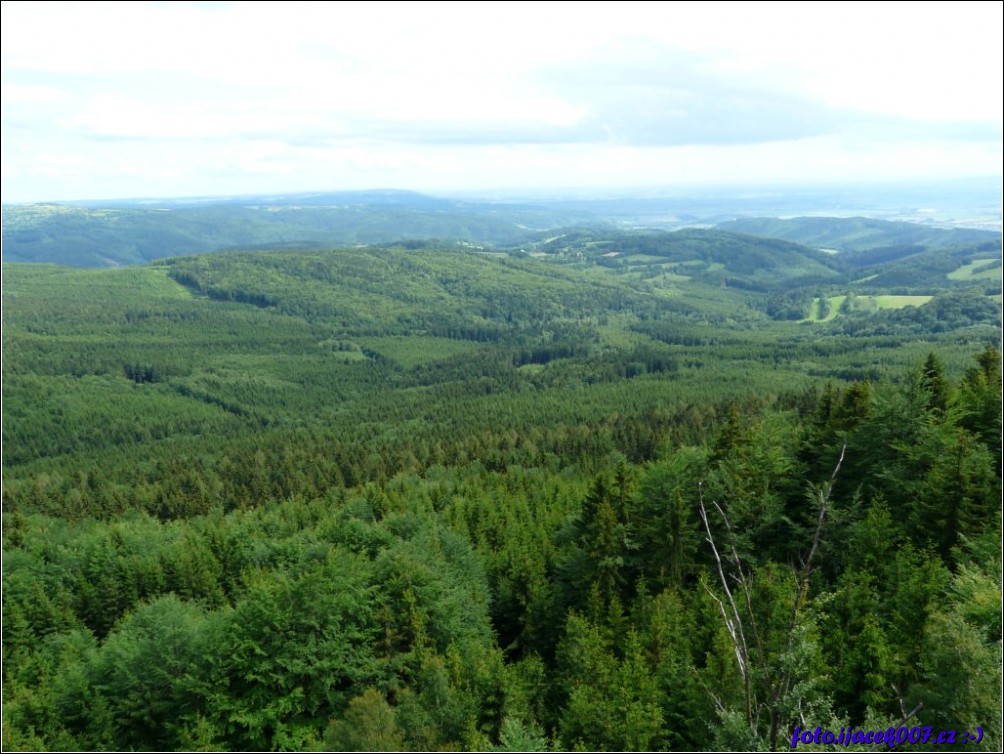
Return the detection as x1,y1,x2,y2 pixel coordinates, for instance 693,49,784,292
7,192,1000,273
718,216,999,254
2,246,1001,751
1,192,599,267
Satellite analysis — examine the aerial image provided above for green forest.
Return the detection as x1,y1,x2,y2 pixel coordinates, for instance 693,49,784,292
2,231,1001,751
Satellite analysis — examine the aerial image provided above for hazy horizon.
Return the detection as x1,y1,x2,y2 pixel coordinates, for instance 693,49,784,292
3,1,1002,203
3,175,1000,213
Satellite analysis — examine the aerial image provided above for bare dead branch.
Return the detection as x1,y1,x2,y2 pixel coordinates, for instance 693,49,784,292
692,666,728,717
697,446,847,751
800,443,846,587
699,482,754,725
713,499,766,662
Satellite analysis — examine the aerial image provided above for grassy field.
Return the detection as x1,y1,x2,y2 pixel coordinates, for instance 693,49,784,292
947,258,1001,281
872,294,934,308
805,294,934,322
357,335,486,367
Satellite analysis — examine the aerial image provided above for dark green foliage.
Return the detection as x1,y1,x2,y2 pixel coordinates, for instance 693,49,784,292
80,596,209,750
200,553,382,750
921,352,951,412
766,290,814,320
2,242,1000,751
632,450,704,589
855,241,1003,289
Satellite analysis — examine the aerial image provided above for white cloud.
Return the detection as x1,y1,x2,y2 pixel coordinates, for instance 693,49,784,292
65,94,311,140
1,82,64,103
1,0,1000,200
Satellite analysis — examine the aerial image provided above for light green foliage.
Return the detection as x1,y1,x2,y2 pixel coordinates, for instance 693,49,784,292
494,716,551,752
910,528,1003,751
324,688,406,752
557,617,666,750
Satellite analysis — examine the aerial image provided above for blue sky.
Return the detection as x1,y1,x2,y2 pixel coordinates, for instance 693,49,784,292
2,1,1001,202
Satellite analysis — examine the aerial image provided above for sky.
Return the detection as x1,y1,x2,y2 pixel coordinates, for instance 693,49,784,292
1,1,1001,202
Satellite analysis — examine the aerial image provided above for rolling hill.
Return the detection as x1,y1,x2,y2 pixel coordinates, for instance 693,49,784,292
7,188,1000,271
717,216,1000,258
3,241,1000,752
850,239,1003,290
1,191,603,267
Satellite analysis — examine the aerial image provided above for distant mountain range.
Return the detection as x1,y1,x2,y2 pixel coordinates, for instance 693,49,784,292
2,188,1000,272
717,216,999,254
0,191,602,267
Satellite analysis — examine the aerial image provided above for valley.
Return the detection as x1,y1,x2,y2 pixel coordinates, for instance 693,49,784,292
2,197,1001,752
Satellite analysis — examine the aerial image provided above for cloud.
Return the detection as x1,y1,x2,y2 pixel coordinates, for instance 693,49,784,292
2,1,1000,201
528,42,840,147
65,94,319,141
1,83,64,103
573,82,835,147
851,117,1003,145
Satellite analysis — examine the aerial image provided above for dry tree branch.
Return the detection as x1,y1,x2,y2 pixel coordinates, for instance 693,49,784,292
713,499,766,663
692,665,728,717
769,443,846,751
697,446,847,750
699,481,754,725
